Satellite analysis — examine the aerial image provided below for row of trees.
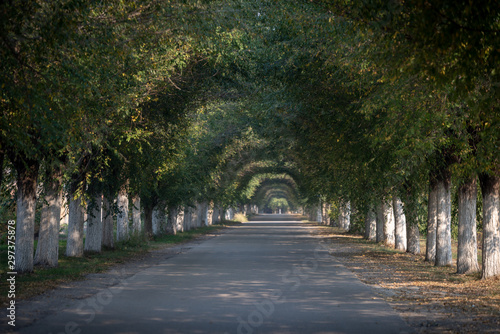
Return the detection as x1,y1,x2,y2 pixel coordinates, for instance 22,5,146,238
281,0,500,279
2,0,499,281
0,0,273,273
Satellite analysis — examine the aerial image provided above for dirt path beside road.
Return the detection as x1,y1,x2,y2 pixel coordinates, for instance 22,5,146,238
316,226,500,333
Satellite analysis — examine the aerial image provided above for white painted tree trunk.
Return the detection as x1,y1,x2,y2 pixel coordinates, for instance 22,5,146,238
167,207,177,235
316,205,322,223
116,187,129,242
212,205,221,224
322,202,330,225
195,203,202,227
14,167,39,273
101,196,114,248
425,181,438,262
479,174,500,279
84,194,102,253
207,206,213,226
435,176,453,266
457,178,480,274
34,175,63,267
407,221,421,255
152,205,160,235
383,199,395,247
339,201,351,231
200,202,209,226
60,196,69,227
152,201,166,235
393,196,407,251
364,208,377,241
66,194,85,257
184,207,192,231
376,201,385,243
176,208,185,232
403,187,420,255
131,195,141,235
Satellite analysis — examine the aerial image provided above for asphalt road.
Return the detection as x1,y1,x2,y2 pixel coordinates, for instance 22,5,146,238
18,214,412,334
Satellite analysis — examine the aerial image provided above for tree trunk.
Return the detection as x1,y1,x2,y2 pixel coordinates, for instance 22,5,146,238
212,206,220,224
143,202,153,238
116,186,129,242
195,203,202,227
456,177,480,274
131,194,141,235
184,207,193,230
364,208,377,241
404,187,421,255
13,160,39,273
435,175,453,266
84,193,102,253
176,207,185,232
376,201,384,243
101,196,114,248
407,222,421,255
200,202,209,226
341,201,351,231
316,204,322,223
479,173,500,279
322,202,329,225
383,198,395,247
167,207,177,235
207,205,213,226
425,180,438,262
393,196,407,251
34,172,63,267
66,191,85,257
152,201,166,235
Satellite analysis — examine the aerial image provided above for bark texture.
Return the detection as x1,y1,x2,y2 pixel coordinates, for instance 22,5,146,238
404,187,420,255
376,202,384,243
101,196,115,248
200,202,209,226
184,207,192,231
131,195,141,235
457,178,480,274
435,176,453,266
84,194,102,253
364,208,377,241
479,173,500,279
340,201,351,231
167,207,177,235
212,206,220,224
14,162,39,272
425,180,438,262
407,220,421,255
322,202,331,225
66,194,85,257
176,207,185,232
383,199,395,247
116,186,129,241
34,173,63,267
152,204,161,235
393,196,407,251
143,203,153,238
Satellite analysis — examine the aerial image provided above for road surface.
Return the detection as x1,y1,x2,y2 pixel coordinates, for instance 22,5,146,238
17,214,412,334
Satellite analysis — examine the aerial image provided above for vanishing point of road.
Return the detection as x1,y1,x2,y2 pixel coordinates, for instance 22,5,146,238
17,214,412,334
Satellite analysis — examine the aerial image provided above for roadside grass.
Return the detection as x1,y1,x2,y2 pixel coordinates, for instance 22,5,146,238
0,222,238,306
233,213,249,223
